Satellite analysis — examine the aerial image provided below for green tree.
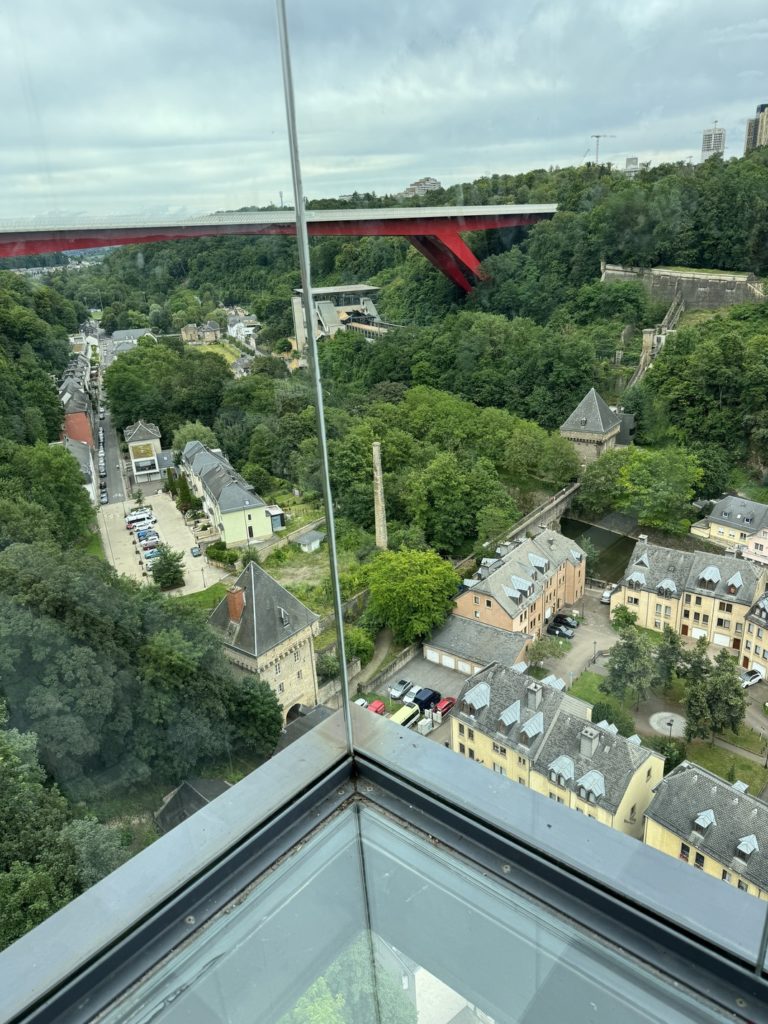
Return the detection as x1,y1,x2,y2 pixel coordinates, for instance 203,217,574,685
611,604,638,631
591,701,636,737
601,627,655,708
171,420,219,456
526,636,566,668
683,647,746,744
366,549,459,643
228,677,284,757
317,652,340,683
281,978,346,1024
654,625,684,692
150,545,185,590
343,626,375,667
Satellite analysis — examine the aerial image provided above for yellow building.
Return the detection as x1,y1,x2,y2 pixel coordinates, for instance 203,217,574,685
450,663,664,839
690,494,768,567
610,536,766,655
208,562,320,723
644,761,768,900
453,529,586,639
182,440,284,548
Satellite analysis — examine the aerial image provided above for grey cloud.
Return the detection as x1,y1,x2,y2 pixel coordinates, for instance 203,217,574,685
0,0,766,219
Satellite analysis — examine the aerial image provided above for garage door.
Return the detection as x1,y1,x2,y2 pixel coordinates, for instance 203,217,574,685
457,660,472,675
692,627,708,640
425,648,439,663
713,633,729,647
441,654,456,670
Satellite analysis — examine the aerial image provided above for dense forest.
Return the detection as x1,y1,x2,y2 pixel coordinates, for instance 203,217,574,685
0,273,284,950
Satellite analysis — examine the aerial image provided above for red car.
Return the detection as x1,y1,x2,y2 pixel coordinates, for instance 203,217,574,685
368,700,386,716
435,696,456,717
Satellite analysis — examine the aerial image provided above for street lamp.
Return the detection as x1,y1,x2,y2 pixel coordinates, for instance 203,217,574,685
667,718,674,740
592,640,597,663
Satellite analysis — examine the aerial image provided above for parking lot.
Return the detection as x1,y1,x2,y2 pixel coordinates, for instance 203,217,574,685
98,491,231,594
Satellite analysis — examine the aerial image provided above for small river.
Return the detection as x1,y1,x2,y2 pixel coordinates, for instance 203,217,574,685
560,518,635,582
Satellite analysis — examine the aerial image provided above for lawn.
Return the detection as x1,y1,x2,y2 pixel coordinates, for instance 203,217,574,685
82,530,105,559
175,581,230,611
686,741,768,794
568,670,609,707
720,726,766,756
196,342,240,365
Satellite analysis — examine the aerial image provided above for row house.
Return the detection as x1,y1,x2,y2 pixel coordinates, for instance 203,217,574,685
453,528,586,638
610,537,767,656
182,440,284,548
644,761,768,900
691,495,768,567
451,664,664,839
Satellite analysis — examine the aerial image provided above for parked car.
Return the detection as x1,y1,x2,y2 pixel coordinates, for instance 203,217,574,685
741,668,763,688
144,549,161,560
553,613,578,630
137,533,160,544
547,623,574,640
435,696,457,717
412,688,441,712
368,700,386,715
190,545,202,557
99,493,108,505
601,584,618,605
388,679,412,702
402,683,425,707
354,697,369,709
99,468,107,478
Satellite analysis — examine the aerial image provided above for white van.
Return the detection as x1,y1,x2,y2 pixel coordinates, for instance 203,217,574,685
126,512,156,530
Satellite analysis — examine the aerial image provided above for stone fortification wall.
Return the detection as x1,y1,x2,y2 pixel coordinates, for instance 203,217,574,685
601,263,764,309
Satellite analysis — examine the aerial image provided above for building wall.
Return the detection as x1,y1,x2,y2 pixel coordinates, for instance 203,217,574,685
453,558,585,638
643,817,767,900
692,520,768,567
560,426,620,466
218,506,274,548
609,582,759,653
422,640,529,676
222,623,319,722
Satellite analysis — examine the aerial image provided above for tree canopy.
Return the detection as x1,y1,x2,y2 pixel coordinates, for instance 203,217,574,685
365,548,459,643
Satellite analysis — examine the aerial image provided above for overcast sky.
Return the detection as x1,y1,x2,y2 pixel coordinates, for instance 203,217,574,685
1,0,767,221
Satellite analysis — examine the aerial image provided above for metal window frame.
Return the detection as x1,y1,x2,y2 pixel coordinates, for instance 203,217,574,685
1,708,767,1024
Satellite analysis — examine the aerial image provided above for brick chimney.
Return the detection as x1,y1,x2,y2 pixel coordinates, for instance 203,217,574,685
227,586,246,624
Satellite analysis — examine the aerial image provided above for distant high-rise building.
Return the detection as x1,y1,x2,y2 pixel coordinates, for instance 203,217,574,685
402,176,442,197
744,103,768,154
623,156,640,178
701,121,726,161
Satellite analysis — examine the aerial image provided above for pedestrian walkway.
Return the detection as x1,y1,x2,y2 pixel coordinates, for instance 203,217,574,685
354,629,393,687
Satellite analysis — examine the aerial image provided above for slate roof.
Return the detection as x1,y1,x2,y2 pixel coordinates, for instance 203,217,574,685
60,436,93,483
112,329,151,342
618,538,762,606
559,388,621,436
209,561,318,658
465,529,585,619
124,420,161,443
456,664,658,813
428,617,529,668
295,529,325,546
155,778,231,834
182,440,270,515
645,761,768,891
706,495,768,536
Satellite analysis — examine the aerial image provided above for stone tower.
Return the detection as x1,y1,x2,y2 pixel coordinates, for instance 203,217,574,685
372,441,388,550
559,388,621,468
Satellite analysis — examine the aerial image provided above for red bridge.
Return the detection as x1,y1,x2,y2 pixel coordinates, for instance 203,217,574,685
0,204,556,292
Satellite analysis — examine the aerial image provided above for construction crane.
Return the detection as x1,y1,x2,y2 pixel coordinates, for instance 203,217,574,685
591,134,616,165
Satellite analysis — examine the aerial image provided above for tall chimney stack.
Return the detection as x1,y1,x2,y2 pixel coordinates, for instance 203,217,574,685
372,441,388,550
227,586,246,624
